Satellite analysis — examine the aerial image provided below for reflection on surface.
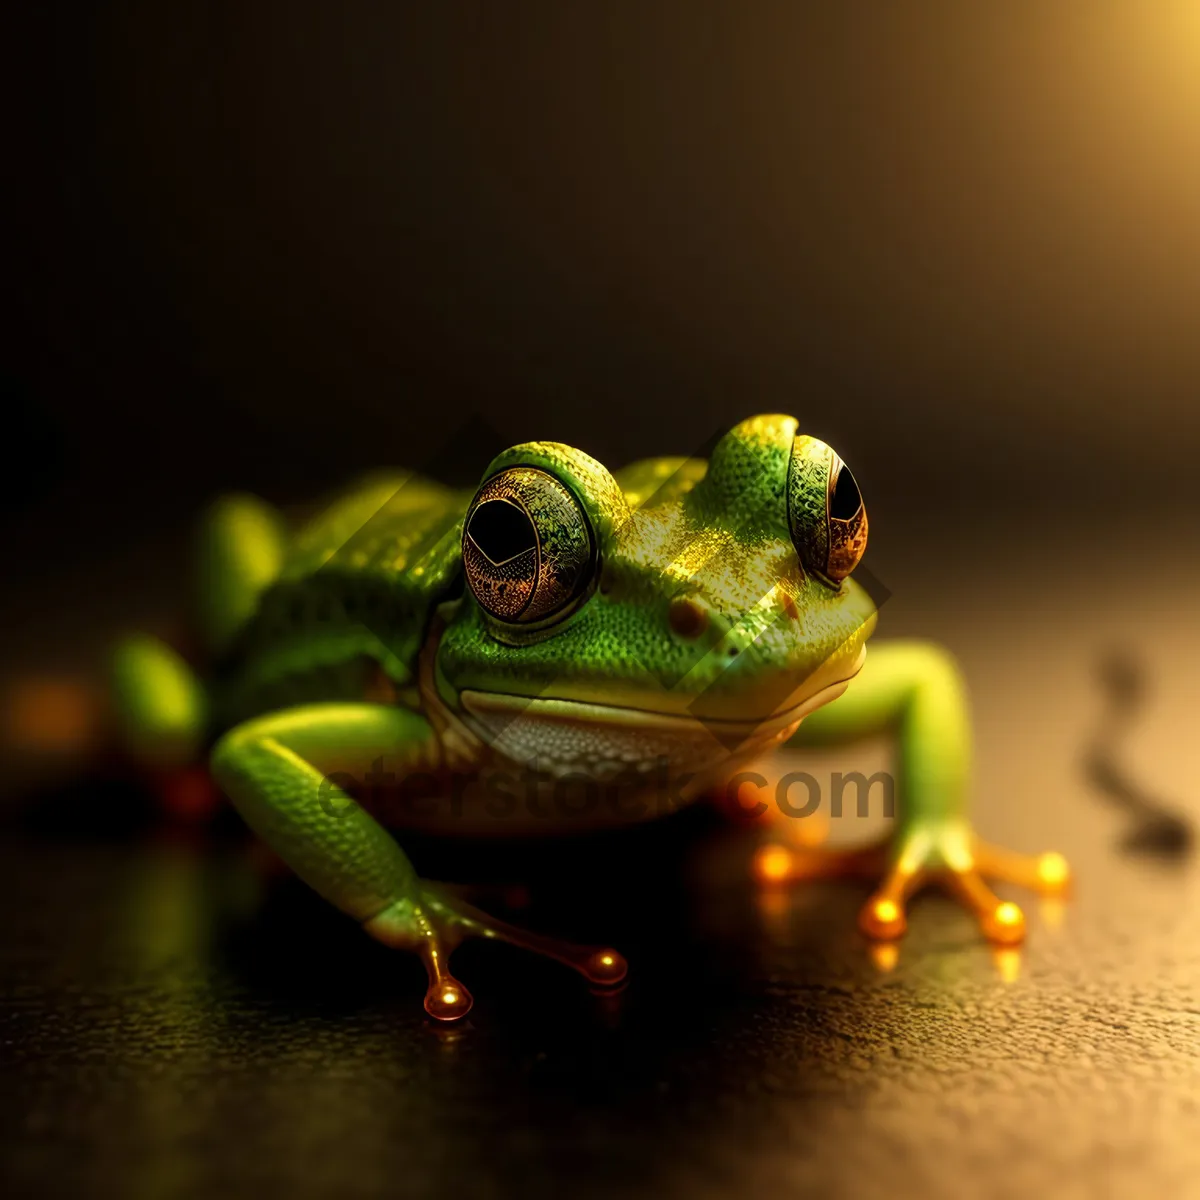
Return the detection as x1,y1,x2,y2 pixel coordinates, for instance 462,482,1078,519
2,518,1200,1199
868,942,899,974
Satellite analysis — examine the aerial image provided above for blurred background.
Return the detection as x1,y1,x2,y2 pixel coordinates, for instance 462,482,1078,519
4,3,1200,1198
10,3,1200,522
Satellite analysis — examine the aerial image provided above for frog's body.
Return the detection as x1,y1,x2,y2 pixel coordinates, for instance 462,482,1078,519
211,472,464,732
111,415,1069,1020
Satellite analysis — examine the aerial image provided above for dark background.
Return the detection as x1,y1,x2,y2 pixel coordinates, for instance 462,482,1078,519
4,5,1200,1199
10,3,1200,537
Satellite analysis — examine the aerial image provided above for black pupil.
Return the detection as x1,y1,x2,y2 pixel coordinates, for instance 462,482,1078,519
830,465,861,521
468,499,537,564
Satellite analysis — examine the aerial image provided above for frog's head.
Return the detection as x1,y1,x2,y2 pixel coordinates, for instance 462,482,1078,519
434,415,876,781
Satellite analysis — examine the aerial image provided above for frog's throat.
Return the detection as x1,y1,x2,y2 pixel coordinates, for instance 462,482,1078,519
417,615,865,776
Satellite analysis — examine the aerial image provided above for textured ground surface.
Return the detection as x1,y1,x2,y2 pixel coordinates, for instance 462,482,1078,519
1,520,1198,1200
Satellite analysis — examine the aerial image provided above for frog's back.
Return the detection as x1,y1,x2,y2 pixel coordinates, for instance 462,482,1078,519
214,472,466,728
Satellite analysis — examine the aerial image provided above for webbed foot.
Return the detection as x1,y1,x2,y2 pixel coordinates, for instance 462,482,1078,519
754,823,1070,945
365,886,627,1021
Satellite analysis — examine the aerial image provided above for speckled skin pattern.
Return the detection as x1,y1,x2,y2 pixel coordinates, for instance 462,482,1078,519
439,415,875,723
108,414,1070,1019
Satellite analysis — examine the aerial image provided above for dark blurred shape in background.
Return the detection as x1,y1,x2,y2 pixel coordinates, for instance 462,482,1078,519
1087,650,1193,857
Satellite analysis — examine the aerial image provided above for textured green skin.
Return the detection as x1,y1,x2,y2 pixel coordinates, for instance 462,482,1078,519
211,471,464,725
437,423,876,721
111,414,1047,1017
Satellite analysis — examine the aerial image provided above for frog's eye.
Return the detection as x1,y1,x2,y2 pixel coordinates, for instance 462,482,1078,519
786,435,868,585
462,466,595,623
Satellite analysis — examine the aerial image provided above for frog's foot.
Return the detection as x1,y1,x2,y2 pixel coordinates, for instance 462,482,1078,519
364,886,627,1022
753,823,1071,945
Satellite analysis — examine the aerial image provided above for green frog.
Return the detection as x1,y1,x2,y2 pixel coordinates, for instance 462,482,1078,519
110,414,1069,1020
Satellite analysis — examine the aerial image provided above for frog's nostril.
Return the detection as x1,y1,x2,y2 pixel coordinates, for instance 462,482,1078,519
668,597,709,640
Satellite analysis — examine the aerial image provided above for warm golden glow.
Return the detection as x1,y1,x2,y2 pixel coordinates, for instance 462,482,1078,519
794,810,831,848
754,843,793,884
870,943,899,973
583,948,628,985
1036,852,1070,890
993,948,1022,985
1040,899,1066,932
423,974,473,1020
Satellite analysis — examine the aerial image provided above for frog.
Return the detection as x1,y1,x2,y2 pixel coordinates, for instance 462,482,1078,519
109,414,1070,1020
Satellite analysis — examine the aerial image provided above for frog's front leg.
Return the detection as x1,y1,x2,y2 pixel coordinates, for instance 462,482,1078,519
211,703,625,1020
768,640,1070,944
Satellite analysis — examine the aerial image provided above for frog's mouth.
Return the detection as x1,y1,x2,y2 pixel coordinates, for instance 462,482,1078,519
460,664,857,737
451,646,866,778
419,611,866,781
